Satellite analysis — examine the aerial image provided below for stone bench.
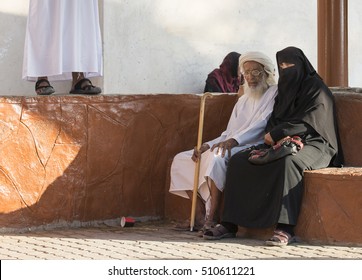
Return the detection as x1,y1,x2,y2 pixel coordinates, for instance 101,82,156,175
0,90,361,245
296,90,362,245
297,167,362,245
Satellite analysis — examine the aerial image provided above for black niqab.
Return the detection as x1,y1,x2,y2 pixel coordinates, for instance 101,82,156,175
266,46,343,166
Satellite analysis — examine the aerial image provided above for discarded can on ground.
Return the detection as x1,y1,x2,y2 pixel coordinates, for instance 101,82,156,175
121,216,135,227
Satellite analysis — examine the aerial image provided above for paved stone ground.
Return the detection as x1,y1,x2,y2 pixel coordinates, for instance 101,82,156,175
0,220,361,260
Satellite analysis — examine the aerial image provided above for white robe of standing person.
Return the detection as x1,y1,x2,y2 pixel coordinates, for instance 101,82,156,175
22,0,103,95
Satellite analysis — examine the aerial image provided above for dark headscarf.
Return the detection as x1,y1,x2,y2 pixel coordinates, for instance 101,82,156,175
204,52,241,93
266,46,343,166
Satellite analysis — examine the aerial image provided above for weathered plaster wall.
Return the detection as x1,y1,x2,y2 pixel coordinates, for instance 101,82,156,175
1,0,361,96
0,93,237,229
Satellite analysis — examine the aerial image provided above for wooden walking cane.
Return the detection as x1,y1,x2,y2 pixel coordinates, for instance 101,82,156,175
190,92,212,231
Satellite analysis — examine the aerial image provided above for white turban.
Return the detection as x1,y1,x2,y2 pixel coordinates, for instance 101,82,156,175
239,51,276,86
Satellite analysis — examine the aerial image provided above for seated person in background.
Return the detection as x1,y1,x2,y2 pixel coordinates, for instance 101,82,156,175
170,51,278,236
203,46,343,246
204,52,242,93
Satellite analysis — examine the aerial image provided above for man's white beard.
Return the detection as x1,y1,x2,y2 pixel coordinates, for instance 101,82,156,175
243,79,269,100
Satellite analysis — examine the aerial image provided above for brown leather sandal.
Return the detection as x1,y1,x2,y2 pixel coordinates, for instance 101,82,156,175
197,220,217,237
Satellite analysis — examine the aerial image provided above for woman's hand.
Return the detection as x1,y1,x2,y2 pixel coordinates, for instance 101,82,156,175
211,138,238,158
264,133,275,146
191,143,210,162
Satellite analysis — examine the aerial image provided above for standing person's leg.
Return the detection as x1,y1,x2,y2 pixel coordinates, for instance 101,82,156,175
71,72,85,89
23,0,60,92
67,0,102,95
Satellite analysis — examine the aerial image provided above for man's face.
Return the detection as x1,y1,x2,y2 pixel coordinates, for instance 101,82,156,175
242,61,265,88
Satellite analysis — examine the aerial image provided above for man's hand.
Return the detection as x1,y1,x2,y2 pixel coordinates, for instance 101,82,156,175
191,143,210,162
211,138,238,158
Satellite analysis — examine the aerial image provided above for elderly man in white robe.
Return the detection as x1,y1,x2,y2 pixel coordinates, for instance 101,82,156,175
169,51,278,236
22,0,102,95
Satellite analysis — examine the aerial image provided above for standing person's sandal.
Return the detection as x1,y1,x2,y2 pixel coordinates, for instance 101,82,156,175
35,79,55,95
69,78,101,95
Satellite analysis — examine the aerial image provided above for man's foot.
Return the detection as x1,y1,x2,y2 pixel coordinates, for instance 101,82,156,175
70,78,101,95
197,220,217,237
35,79,55,95
203,224,236,240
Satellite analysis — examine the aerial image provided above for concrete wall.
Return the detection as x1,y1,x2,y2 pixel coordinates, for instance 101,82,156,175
0,93,237,229
1,91,361,245
103,0,317,94
0,0,361,96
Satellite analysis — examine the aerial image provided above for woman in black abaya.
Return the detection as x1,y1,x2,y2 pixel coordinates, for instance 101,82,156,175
203,46,343,245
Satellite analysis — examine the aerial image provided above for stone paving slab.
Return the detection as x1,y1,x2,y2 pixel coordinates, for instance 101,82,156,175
0,221,361,260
